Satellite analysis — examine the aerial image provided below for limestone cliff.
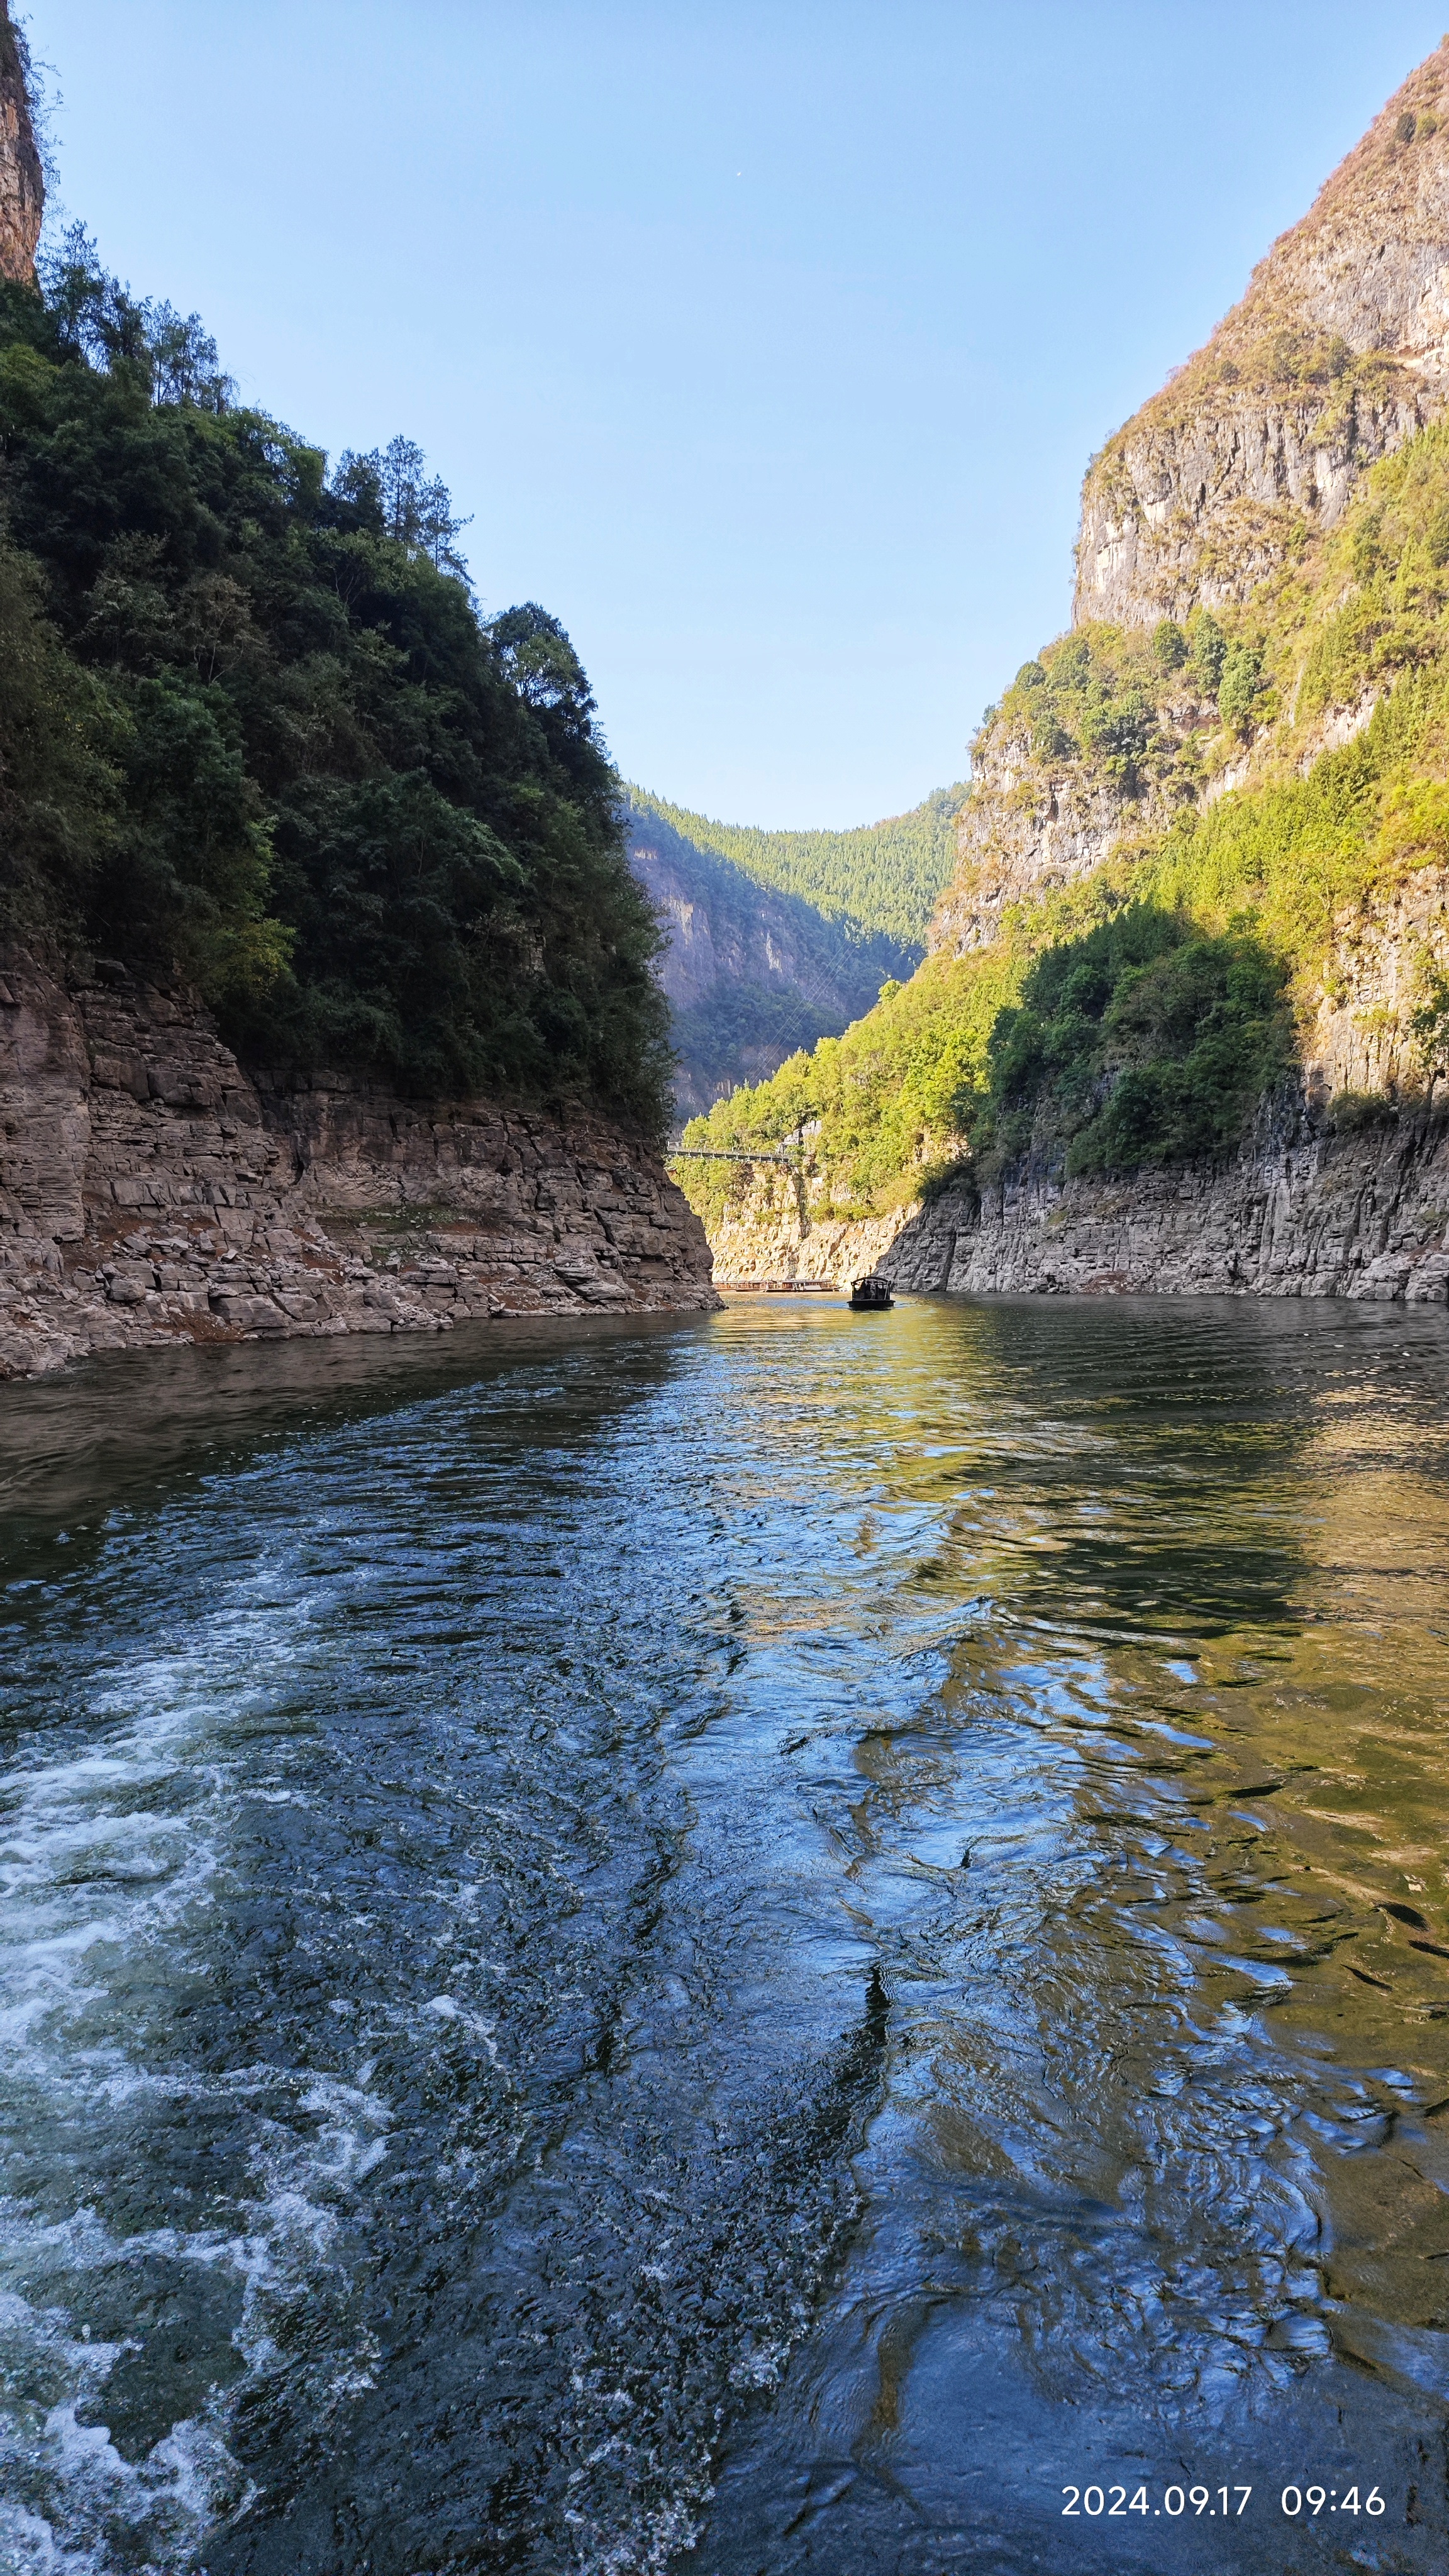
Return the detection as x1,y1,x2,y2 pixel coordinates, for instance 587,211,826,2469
702,1094,1449,1305
931,717,1191,957
696,39,1449,1310
877,1099,1449,1305
1075,45,1449,630
931,43,1449,963
0,2,41,286
0,955,718,1378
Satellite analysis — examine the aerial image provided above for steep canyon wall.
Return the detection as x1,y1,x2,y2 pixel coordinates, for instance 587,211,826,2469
706,1097,1449,1306
0,957,718,1377
1074,44,1449,633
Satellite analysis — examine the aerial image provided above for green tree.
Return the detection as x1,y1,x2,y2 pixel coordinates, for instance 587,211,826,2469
1152,618,1188,672
1218,640,1264,734
0,235,671,1129
1188,609,1227,694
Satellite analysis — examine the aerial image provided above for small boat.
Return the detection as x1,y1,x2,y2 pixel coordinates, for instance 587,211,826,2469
848,1275,894,1310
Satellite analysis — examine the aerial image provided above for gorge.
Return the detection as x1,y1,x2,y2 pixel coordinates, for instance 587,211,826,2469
4,23,1449,2576
621,789,941,1126
680,40,1449,1306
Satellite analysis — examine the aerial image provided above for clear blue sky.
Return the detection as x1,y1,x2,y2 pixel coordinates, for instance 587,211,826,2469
25,1,1449,826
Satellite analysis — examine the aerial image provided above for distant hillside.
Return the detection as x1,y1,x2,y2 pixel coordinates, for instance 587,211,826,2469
626,782,968,948
624,796,916,1126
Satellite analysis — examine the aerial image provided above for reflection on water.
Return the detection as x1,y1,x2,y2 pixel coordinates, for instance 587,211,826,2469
0,1297,1446,2573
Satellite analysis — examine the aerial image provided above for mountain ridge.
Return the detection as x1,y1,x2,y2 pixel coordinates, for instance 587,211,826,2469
624,794,913,1124
628,780,965,950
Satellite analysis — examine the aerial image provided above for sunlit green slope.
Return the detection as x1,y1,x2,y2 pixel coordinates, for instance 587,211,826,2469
677,425,1449,1229
626,781,968,948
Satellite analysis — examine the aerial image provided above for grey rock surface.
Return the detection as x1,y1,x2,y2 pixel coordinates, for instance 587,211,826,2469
1074,43,1449,631
878,1097,1449,1305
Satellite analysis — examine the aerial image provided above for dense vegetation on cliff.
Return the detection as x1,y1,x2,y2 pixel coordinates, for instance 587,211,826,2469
679,421,1449,1223
623,793,914,1118
0,233,670,1125
627,781,966,948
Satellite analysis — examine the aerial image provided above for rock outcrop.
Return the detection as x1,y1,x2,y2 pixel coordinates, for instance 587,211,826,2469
879,1098,1449,1304
0,2,42,286
931,722,1194,956
1074,43,1449,630
0,956,718,1377
704,1093,1449,1306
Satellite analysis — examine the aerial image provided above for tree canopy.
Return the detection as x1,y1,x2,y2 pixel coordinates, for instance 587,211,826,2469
0,226,670,1128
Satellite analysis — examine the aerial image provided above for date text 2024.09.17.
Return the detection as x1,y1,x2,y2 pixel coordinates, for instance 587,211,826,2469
1060,2484,1387,2521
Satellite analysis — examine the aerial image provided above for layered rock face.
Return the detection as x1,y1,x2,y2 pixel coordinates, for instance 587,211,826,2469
705,1104,1449,1304
1074,44,1449,630
1074,384,1428,631
0,1,41,285
931,725,1191,955
704,1162,904,1291
0,957,718,1377
880,1103,1449,1304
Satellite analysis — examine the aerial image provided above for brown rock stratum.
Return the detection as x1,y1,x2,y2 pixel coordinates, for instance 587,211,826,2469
0,1,42,285
0,957,718,1379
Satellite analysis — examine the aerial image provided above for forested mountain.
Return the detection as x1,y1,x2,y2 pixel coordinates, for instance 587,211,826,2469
0,80,670,1130
680,40,1449,1235
627,782,967,948
623,794,913,1123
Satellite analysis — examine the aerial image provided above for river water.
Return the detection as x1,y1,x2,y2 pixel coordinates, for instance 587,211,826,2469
1,1296,1447,2576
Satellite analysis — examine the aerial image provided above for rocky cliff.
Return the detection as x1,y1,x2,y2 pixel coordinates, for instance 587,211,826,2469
1074,44,1449,631
933,46,1449,963
931,719,1185,957
928,42,1449,1063
0,955,718,1378
692,38,1449,1311
702,1092,1449,1304
0,3,41,286
0,28,719,1379
879,1099,1449,1304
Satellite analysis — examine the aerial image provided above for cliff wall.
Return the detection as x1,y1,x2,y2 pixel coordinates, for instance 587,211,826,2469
0,3,42,286
931,720,1196,955
706,1090,1449,1306
882,1098,1449,1304
0,957,718,1377
1074,44,1449,630
926,37,1449,1065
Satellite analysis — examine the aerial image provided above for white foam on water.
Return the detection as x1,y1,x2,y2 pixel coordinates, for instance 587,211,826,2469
1,1547,396,2570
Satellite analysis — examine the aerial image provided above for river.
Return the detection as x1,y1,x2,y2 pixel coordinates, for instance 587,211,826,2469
1,1295,1446,2575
